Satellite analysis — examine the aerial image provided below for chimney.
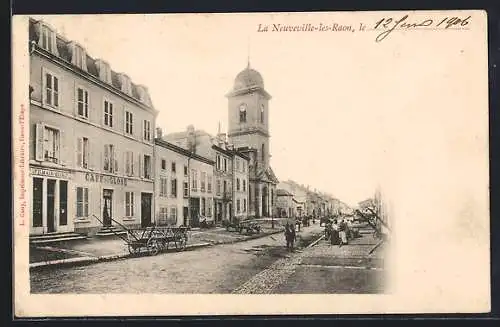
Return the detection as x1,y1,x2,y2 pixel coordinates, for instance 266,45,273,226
187,125,196,153
156,127,163,139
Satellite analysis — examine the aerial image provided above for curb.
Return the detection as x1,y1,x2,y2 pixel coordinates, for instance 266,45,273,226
29,242,212,271
205,229,284,245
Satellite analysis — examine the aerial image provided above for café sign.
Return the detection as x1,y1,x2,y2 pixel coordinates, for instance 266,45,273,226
30,167,72,179
85,172,128,186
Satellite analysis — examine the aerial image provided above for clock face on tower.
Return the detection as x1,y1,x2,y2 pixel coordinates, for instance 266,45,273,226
239,103,247,112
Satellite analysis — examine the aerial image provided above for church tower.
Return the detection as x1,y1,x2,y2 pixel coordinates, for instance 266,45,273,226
226,63,272,170
226,63,278,218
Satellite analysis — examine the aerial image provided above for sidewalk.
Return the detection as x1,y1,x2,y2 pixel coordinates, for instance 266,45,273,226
29,224,287,269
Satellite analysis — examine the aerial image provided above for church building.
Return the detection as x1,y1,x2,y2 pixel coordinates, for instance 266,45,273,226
226,63,279,218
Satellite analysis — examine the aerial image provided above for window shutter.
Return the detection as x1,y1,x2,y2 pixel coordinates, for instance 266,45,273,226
130,152,134,176
87,140,93,170
59,130,66,166
35,123,45,161
104,144,109,171
77,137,82,167
114,147,119,173
138,154,143,178
124,151,128,176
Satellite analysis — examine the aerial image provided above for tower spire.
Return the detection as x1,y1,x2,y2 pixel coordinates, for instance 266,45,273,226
247,36,251,68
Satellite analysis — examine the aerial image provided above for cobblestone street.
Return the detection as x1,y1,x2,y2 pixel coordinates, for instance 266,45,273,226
30,223,385,294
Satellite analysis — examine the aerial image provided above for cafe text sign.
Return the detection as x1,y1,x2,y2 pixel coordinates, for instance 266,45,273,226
85,172,128,186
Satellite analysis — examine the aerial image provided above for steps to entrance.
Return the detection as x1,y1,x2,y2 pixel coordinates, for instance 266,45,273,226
95,226,127,237
30,232,87,245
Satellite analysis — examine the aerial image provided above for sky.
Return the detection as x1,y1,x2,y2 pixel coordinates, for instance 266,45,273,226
30,13,388,206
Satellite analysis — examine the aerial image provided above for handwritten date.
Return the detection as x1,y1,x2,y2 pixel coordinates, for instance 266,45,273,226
373,15,471,42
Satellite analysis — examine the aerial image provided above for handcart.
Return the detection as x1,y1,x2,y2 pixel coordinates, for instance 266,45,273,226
92,215,189,256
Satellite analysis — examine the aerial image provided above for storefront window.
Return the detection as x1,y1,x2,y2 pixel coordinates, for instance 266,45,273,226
32,178,43,227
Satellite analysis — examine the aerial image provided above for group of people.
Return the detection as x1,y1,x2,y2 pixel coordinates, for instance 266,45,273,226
325,219,350,247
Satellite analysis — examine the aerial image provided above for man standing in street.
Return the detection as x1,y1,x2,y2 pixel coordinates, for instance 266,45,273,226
285,223,297,252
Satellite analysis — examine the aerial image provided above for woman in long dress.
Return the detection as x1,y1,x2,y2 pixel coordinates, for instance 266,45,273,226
339,219,348,247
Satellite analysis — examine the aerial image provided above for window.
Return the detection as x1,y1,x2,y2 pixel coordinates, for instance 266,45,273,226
143,120,151,141
104,100,114,127
207,198,212,217
200,172,206,192
125,111,133,135
224,158,227,172
236,178,240,191
32,178,43,227
216,179,221,195
243,180,246,192
191,169,198,191
40,25,54,53
207,175,212,193
171,162,176,173
216,155,221,170
159,177,168,197
244,199,247,212
239,106,247,123
103,144,117,173
161,159,166,170
159,207,168,225
76,187,89,217
261,144,265,162
125,151,134,176
169,207,178,225
237,199,241,213
125,192,135,217
184,165,188,176
171,178,177,198
76,87,89,119
223,180,227,193
43,126,60,163
242,161,246,172
77,137,89,169
260,104,265,123
183,181,189,197
73,45,86,70
143,155,152,179
44,71,59,107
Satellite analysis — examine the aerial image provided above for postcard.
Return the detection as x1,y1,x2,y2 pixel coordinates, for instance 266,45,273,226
12,11,489,316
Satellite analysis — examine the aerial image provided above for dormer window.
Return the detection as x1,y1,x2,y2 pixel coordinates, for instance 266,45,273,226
118,74,132,96
136,85,152,107
37,23,59,56
95,60,112,84
70,42,88,71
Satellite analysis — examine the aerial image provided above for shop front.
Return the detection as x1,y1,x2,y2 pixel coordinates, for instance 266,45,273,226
30,166,74,235
72,171,154,236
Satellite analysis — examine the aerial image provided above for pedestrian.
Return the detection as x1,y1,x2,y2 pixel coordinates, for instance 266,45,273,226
285,223,296,252
339,219,348,247
331,219,340,245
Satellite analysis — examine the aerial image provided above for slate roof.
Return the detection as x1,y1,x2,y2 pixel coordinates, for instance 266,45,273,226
29,18,154,110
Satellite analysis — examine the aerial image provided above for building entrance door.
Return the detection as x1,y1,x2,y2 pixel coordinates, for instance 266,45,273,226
58,180,69,232
103,189,113,227
183,206,189,226
141,193,152,227
46,179,56,233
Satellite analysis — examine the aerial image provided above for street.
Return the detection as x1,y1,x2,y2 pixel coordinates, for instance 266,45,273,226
30,223,385,294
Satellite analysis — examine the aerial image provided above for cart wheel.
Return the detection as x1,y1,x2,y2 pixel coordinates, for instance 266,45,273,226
128,244,138,255
147,238,161,256
176,236,187,251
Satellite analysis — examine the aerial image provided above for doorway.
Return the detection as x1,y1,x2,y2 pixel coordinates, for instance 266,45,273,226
103,189,113,227
47,179,56,232
59,180,68,227
141,193,152,227
183,206,189,226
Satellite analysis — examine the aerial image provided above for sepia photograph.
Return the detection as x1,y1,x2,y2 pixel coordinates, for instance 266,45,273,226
12,11,489,315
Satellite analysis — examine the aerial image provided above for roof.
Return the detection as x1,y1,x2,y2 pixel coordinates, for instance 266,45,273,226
154,138,214,165
276,189,293,196
226,64,271,99
29,18,155,111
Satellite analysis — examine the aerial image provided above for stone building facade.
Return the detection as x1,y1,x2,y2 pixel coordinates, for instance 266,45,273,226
28,18,157,237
